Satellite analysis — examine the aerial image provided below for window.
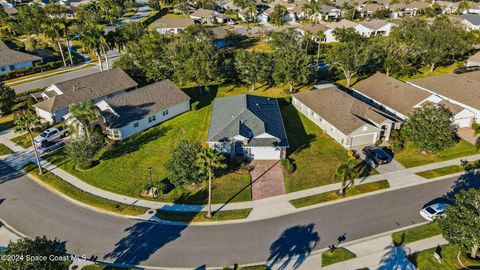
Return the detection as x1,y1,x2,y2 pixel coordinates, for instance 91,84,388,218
0,67,5,72
162,109,169,116
362,126,368,131
133,122,139,128
148,115,156,122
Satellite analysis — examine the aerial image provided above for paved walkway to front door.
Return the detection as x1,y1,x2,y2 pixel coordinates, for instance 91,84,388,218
250,160,286,200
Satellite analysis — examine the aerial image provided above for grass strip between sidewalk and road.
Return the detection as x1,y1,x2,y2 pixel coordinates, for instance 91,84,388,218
322,247,357,267
415,165,464,179
289,180,390,208
155,208,252,223
22,163,148,216
0,143,13,155
11,133,32,148
392,222,442,246
0,114,14,132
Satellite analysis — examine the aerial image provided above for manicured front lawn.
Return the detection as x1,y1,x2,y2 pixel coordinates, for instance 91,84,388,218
409,244,480,270
282,105,351,193
392,222,442,246
0,143,13,155
155,208,252,223
322,248,357,267
22,163,148,216
10,133,32,148
395,141,479,168
289,180,390,208
415,165,464,179
0,114,14,132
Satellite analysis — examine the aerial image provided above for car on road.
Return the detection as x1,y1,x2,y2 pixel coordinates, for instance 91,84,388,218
420,203,449,221
362,146,392,165
33,127,68,145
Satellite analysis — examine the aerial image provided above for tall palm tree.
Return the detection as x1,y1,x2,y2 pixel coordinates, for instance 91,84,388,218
195,148,227,218
42,19,67,68
62,19,75,66
79,23,109,71
316,30,325,60
68,101,97,138
333,158,358,196
14,110,43,175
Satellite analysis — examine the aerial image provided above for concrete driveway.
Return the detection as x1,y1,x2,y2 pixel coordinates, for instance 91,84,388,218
354,146,406,174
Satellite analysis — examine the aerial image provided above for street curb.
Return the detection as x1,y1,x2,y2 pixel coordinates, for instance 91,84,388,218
0,217,28,239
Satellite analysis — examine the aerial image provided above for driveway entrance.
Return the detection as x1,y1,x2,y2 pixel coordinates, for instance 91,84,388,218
249,160,286,200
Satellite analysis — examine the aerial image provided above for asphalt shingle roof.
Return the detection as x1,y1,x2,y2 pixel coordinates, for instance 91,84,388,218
207,95,289,147
458,14,480,26
0,41,41,67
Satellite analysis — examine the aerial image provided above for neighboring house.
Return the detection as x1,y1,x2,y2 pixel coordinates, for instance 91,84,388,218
466,51,480,66
207,94,289,160
457,14,480,31
155,18,196,34
434,1,460,14
294,3,341,22
32,68,138,123
390,1,429,17
295,23,336,43
211,26,231,48
357,19,396,36
4,7,18,16
256,10,270,23
407,72,480,128
357,3,385,18
0,41,42,75
191,8,223,24
95,79,191,140
293,84,394,149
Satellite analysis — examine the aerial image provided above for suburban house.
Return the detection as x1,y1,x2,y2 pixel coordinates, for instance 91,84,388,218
466,51,480,66
207,95,289,160
435,1,460,14
293,84,395,149
32,68,138,123
357,3,385,18
0,41,42,75
357,20,396,36
407,72,480,128
295,23,336,43
457,14,480,31
156,18,196,34
191,8,223,24
294,4,341,22
94,79,191,140
390,1,429,17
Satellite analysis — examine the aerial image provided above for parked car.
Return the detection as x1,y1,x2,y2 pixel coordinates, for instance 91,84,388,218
420,203,449,221
33,127,68,145
37,138,65,155
362,146,392,165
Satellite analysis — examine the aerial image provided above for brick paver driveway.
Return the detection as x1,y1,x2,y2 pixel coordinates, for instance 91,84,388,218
249,160,286,200
458,127,479,145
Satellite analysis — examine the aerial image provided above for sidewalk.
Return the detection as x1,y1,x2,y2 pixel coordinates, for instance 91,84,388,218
1,128,479,222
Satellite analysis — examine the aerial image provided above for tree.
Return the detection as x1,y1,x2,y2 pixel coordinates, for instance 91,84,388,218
79,23,109,71
42,18,67,68
438,189,480,259
270,5,286,27
14,110,43,174
272,49,312,92
0,81,15,115
68,101,98,138
164,140,202,186
333,158,358,196
65,132,103,170
234,51,272,91
401,102,457,153
16,4,45,36
0,236,68,270
233,0,254,10
332,27,366,43
325,41,369,87
367,37,419,77
195,147,227,218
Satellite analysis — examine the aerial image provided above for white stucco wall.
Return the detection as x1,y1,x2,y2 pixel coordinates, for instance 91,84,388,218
0,61,34,75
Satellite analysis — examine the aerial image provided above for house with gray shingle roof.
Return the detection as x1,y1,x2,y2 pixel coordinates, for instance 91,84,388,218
0,41,42,75
207,95,288,160
458,14,480,30
293,84,395,148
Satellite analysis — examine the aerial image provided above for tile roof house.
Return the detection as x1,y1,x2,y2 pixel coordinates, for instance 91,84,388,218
33,68,138,123
95,79,191,140
155,18,196,34
207,95,289,160
293,84,395,148
0,41,42,75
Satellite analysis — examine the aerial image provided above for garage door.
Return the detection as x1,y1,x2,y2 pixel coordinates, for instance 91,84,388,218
350,134,375,147
454,117,473,128
248,147,281,160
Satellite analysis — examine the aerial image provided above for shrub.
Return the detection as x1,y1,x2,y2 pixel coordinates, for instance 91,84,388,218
282,158,295,174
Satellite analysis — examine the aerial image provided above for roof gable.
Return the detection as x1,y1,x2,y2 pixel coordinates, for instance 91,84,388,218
0,41,41,67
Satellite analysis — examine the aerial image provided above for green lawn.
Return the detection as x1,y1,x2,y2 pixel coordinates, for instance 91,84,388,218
10,133,32,148
156,208,252,223
395,141,479,168
415,165,464,179
22,163,148,216
409,244,480,270
399,62,460,81
290,180,390,208
392,222,442,246
322,248,357,267
0,114,14,132
0,143,13,155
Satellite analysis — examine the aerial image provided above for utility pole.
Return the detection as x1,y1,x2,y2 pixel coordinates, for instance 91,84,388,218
148,166,154,198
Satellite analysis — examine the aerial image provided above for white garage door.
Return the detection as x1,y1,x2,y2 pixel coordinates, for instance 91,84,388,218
248,147,281,160
350,134,376,147
454,117,473,128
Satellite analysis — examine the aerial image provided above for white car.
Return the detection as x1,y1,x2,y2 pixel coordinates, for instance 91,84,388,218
420,203,448,221
33,127,68,145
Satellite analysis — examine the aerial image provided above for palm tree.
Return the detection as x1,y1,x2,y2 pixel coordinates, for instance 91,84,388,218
62,19,75,66
333,158,358,196
316,30,325,60
473,123,480,150
42,19,67,68
195,148,227,218
68,101,97,138
79,23,109,71
14,110,43,175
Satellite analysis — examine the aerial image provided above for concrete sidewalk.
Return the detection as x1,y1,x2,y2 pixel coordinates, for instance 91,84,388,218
1,128,479,222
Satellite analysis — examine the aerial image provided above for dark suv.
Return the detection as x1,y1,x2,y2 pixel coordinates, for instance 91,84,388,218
362,146,392,165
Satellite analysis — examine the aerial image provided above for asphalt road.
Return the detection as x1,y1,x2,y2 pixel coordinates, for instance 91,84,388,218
0,161,478,269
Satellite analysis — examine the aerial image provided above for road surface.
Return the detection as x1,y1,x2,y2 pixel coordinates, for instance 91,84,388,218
0,161,478,269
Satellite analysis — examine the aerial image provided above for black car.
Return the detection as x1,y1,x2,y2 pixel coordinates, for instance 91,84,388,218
362,146,392,165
